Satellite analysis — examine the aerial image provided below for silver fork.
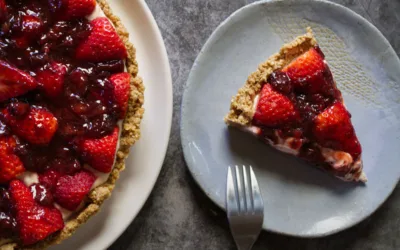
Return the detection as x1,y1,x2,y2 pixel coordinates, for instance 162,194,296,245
226,165,264,250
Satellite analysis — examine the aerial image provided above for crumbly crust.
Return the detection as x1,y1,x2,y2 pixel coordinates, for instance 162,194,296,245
224,27,316,125
0,0,145,249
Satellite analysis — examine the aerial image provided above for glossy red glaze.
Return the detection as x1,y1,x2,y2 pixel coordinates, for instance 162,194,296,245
0,0,125,238
254,46,360,170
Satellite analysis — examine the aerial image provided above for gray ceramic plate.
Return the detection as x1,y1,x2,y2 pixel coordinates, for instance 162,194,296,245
181,0,400,237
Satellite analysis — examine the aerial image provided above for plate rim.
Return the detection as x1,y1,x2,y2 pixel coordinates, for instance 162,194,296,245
104,0,173,248
50,0,173,247
181,0,399,238
45,0,173,249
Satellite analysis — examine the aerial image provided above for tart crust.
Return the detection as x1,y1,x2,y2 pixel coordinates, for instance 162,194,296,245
225,27,316,126
0,0,145,249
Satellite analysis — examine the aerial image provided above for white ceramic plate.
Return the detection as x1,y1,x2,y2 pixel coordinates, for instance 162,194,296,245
181,0,400,237
50,0,172,249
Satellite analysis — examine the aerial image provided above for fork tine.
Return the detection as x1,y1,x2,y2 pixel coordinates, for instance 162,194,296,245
235,165,246,213
242,165,252,212
249,166,264,213
227,165,264,250
226,166,237,215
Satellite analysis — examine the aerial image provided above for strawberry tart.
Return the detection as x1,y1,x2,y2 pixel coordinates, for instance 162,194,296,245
0,0,144,249
225,28,366,182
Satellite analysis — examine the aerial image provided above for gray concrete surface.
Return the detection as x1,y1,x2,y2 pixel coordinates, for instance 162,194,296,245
109,0,400,249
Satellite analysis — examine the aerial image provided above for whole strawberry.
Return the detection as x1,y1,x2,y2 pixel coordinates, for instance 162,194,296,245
54,170,96,210
73,127,119,173
1,103,58,145
0,60,38,102
76,17,128,62
253,84,299,127
36,62,69,98
109,73,131,118
9,180,64,246
0,136,25,183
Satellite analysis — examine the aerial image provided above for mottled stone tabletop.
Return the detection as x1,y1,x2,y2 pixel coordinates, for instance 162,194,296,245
109,0,400,249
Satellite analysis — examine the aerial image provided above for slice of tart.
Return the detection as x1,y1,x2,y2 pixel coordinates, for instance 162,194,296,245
0,0,144,248
225,28,366,182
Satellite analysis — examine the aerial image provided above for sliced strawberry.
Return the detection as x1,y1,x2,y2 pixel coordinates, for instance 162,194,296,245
39,170,64,192
283,47,325,81
65,0,96,20
38,154,82,190
54,170,96,210
9,180,64,246
282,47,335,95
47,156,82,175
76,17,127,62
0,60,38,102
313,102,361,158
109,73,130,118
49,0,96,20
253,84,300,127
73,127,119,173
0,149,24,183
0,135,16,155
1,104,58,145
0,136,25,183
36,62,68,98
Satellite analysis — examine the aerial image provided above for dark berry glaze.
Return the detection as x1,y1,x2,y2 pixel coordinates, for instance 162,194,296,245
1,0,123,161
30,183,54,207
0,188,17,238
254,46,347,169
1,0,123,139
0,0,125,237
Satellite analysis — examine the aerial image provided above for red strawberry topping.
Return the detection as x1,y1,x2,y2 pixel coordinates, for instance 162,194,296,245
73,127,119,173
54,170,96,210
9,180,64,246
282,47,337,96
39,170,63,192
283,47,325,81
109,73,131,118
1,103,58,145
47,156,82,175
76,17,128,62
49,0,96,20
313,102,361,158
36,62,68,98
0,0,136,244
0,136,25,183
0,60,38,102
15,15,44,48
30,183,54,207
0,0,7,22
253,84,299,127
